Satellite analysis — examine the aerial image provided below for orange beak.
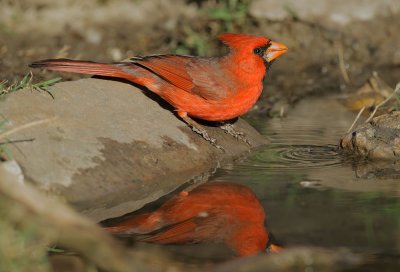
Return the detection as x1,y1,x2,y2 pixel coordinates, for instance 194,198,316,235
264,41,288,62
269,244,284,253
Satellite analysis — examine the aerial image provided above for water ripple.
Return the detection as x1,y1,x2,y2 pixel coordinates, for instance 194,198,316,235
244,144,344,170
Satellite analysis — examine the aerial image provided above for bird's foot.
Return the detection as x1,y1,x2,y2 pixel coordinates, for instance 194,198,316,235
178,111,224,151
190,125,224,151
219,123,251,146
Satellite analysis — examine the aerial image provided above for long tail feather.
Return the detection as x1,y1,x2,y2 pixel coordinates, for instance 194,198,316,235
29,58,158,88
103,212,160,235
29,59,127,77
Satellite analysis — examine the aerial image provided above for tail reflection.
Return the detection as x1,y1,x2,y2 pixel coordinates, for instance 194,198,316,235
102,182,280,257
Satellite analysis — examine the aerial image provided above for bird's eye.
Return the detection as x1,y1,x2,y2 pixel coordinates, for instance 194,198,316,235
253,46,266,57
253,47,262,55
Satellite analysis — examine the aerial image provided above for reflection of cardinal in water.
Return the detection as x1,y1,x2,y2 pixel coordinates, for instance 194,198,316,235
103,182,282,256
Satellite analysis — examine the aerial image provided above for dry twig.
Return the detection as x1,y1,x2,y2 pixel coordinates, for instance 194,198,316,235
0,117,58,141
364,82,400,124
336,41,352,85
347,106,365,133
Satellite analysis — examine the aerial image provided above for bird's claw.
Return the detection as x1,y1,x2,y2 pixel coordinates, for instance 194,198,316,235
219,123,252,146
178,111,224,151
191,126,225,151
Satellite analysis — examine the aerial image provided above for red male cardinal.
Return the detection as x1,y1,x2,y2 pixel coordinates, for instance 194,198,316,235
29,33,287,147
102,182,280,257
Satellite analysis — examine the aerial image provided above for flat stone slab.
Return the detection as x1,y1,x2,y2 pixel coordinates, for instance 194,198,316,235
340,111,400,160
1,78,266,221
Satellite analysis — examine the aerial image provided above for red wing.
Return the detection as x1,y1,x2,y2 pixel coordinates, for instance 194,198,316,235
131,55,230,100
186,59,231,100
141,218,198,244
141,210,228,244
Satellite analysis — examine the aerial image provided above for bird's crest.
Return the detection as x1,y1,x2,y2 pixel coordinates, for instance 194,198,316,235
218,33,269,49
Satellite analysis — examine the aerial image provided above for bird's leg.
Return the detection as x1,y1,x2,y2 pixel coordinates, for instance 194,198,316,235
219,122,251,146
177,111,224,151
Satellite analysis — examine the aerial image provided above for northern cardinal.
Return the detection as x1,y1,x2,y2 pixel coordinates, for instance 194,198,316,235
29,33,287,147
102,182,281,257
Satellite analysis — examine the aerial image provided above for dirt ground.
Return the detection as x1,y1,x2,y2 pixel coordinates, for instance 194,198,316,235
1,0,399,116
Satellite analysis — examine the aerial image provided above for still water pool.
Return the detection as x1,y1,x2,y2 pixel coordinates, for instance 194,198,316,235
106,96,400,270
210,96,400,269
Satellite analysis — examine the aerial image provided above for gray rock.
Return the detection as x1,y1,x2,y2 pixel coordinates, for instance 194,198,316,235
1,78,266,221
340,111,400,160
